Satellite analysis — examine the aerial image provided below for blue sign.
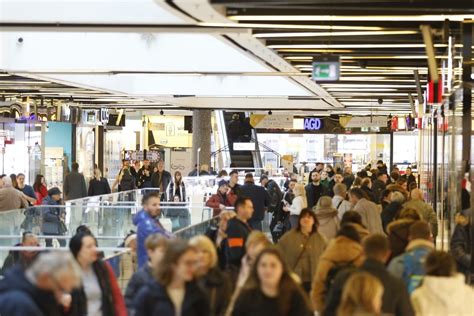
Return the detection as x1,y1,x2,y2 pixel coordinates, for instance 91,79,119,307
304,118,323,130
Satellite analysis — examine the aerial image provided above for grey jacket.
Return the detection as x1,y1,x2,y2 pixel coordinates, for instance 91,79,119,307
64,171,87,201
353,198,384,235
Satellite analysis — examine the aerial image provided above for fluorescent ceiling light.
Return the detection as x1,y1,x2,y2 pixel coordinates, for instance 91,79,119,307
269,44,448,49
254,30,418,38
327,88,398,92
197,22,385,31
228,15,474,22
322,84,420,88
279,49,355,53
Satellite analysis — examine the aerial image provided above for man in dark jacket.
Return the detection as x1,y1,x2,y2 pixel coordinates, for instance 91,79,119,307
0,251,81,316
151,160,172,201
323,234,414,316
225,197,253,269
41,187,66,247
259,175,283,214
372,171,388,204
450,208,472,283
240,173,271,230
228,170,242,197
63,162,87,201
305,171,324,208
137,159,153,188
1,232,39,275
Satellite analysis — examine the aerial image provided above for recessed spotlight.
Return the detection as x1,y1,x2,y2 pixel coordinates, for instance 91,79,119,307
160,109,164,115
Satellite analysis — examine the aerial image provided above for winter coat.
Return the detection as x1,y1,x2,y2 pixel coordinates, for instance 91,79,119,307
41,195,66,235
0,266,64,316
372,179,386,204
134,281,209,316
137,166,153,188
450,210,471,282
224,217,252,269
386,218,417,259
63,171,87,200
323,258,414,316
314,206,340,240
167,181,186,202
332,195,352,220
305,182,324,209
34,184,48,205
69,260,127,316
120,174,136,192
240,182,271,221
287,195,307,216
133,210,172,267
381,201,403,233
206,191,237,217
265,179,283,213
0,187,28,212
278,229,327,284
196,267,232,316
411,274,474,316
352,198,384,234
125,264,153,315
403,199,438,237
311,236,365,312
88,177,111,196
232,287,312,316
151,170,172,193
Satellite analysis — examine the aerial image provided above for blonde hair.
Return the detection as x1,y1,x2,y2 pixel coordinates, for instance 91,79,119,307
189,235,218,268
293,183,306,199
246,231,271,249
337,272,383,316
318,196,333,209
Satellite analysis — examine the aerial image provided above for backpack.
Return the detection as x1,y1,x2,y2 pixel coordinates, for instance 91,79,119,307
402,247,430,294
325,260,357,296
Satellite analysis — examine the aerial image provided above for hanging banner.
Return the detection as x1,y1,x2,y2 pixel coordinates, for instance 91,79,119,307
339,116,388,128
250,114,293,129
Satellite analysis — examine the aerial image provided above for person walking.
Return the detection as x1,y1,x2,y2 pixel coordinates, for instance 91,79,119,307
305,171,324,209
206,180,237,217
151,160,172,201
41,187,67,247
16,173,37,205
137,159,153,188
167,171,186,202
228,114,242,147
231,248,313,316
404,188,438,242
283,183,307,228
314,196,340,240
240,174,271,231
349,188,384,234
401,167,417,188
278,208,327,293
332,183,352,220
119,168,136,192
63,162,87,201
270,179,295,242
69,232,127,316
381,190,405,232
228,170,242,197
411,251,474,316
450,209,472,282
33,174,48,205
134,240,210,316
386,208,422,259
372,171,388,204
259,174,283,216
88,168,111,196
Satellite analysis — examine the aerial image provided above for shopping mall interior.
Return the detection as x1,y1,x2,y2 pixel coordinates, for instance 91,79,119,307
0,1,473,316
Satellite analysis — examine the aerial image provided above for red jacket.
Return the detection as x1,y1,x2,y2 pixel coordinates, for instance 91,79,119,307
206,191,237,217
34,185,48,205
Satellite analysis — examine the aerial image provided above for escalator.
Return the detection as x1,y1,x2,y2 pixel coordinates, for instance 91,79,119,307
223,111,257,170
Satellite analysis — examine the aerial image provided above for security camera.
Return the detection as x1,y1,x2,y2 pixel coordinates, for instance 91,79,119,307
378,98,383,105
268,110,272,115
17,37,24,44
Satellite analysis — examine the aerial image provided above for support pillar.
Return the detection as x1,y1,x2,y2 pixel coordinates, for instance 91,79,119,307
192,109,212,168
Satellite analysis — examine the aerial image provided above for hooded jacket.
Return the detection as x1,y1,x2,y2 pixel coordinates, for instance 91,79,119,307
411,274,474,316
352,198,384,234
403,199,438,237
311,236,365,312
134,210,172,267
41,195,65,234
0,266,63,316
386,218,417,259
134,280,209,316
314,206,340,240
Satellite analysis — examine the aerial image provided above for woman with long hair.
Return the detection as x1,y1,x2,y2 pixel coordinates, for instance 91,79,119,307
283,183,308,228
337,272,384,316
167,171,186,202
134,239,209,316
278,208,327,293
33,174,48,205
69,232,126,316
232,248,312,316
88,168,111,196
190,235,232,316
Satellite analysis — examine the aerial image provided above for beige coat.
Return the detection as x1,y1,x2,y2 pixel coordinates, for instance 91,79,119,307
353,198,384,234
311,236,365,312
277,229,327,283
403,199,438,236
314,206,340,240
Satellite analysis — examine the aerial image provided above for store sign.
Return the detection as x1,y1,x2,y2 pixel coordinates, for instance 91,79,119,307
339,116,387,128
250,114,293,129
100,108,109,124
233,142,256,151
303,118,323,131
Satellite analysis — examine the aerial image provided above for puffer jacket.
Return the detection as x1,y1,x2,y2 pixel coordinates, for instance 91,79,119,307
314,206,340,240
41,196,65,235
133,210,172,267
411,274,474,316
311,236,365,312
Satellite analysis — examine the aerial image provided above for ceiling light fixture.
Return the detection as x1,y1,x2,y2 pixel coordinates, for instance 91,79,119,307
197,22,385,31
254,30,418,38
228,14,474,22
269,43,449,49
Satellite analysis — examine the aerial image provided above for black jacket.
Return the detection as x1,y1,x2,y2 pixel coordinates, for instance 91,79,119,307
125,264,153,315
134,281,209,316
151,170,172,193
381,201,403,233
232,287,312,316
88,177,111,196
205,225,228,270
305,182,324,209
372,179,386,203
450,210,472,281
64,171,87,200
196,268,232,316
225,217,252,268
120,174,137,192
0,266,64,316
240,182,271,221
323,259,414,316
137,166,153,188
265,180,283,213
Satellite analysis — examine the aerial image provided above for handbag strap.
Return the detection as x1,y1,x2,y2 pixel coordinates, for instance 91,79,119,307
293,234,311,270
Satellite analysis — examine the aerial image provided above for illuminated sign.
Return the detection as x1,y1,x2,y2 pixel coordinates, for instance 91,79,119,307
304,118,323,131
